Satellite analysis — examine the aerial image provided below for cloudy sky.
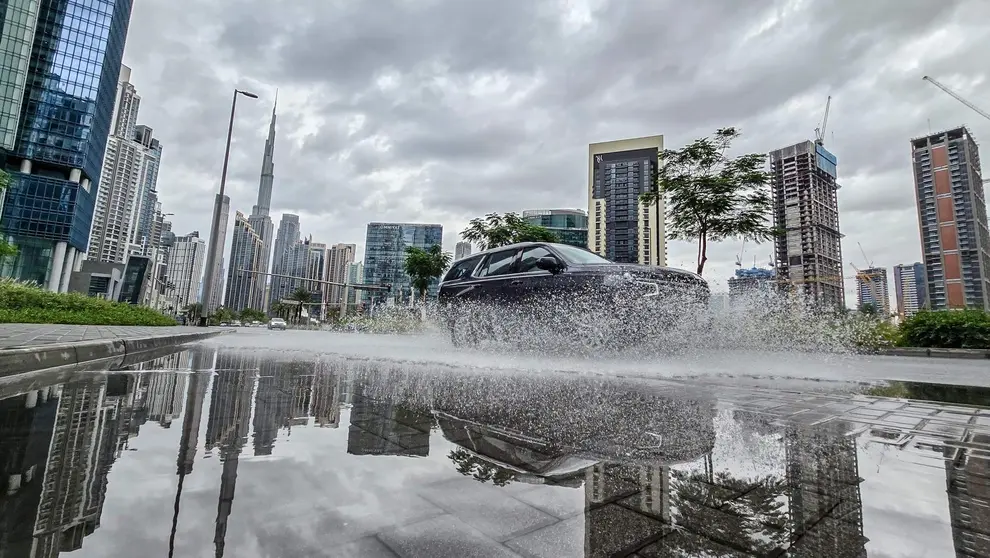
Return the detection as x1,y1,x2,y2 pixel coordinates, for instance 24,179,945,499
121,0,989,303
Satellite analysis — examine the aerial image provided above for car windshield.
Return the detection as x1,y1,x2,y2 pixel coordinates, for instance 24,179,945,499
552,244,612,265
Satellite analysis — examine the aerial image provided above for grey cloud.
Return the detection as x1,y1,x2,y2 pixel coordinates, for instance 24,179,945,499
124,0,989,304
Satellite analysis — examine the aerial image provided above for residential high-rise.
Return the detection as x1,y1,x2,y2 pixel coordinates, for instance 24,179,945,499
246,99,278,311
88,67,163,265
728,267,776,302
269,213,300,307
170,231,207,311
327,243,356,307
0,0,135,290
910,126,990,311
345,262,364,312
770,140,845,309
203,194,229,313
224,211,265,313
893,262,928,318
454,241,472,260
523,209,589,249
588,136,665,266
855,267,890,316
363,223,443,304
305,240,328,320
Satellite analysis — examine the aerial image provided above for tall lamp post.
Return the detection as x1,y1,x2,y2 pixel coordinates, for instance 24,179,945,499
199,88,258,327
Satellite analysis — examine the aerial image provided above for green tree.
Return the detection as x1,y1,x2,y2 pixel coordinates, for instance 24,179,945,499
404,244,452,302
640,128,776,276
460,212,559,251
287,287,311,323
0,170,17,259
238,308,267,323
214,307,235,324
858,302,879,317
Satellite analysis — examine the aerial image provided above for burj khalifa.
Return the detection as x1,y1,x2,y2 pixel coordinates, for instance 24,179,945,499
246,95,278,311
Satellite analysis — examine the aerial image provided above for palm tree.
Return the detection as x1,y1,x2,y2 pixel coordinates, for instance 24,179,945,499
183,303,203,323
287,287,311,323
404,244,453,303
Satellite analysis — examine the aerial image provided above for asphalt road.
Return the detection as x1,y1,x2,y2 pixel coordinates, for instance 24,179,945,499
204,327,990,389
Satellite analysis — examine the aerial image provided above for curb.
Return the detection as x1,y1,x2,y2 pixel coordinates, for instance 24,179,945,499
0,330,227,378
877,347,990,359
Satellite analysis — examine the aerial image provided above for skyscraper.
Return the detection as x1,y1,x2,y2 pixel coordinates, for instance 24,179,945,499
246,98,278,311
224,211,265,313
204,194,229,313
0,0,135,290
269,213,300,307
170,231,207,311
910,126,990,311
327,243,356,307
770,140,845,309
855,267,890,316
588,136,665,266
88,67,163,264
454,241,472,260
893,262,928,318
345,261,364,312
363,222,443,304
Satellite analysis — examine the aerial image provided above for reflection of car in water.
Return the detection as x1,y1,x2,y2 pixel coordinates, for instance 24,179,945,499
437,242,709,346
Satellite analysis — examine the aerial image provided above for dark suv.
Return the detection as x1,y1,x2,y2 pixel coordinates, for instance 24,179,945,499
438,242,709,346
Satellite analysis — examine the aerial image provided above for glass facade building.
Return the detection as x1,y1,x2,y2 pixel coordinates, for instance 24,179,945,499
0,0,134,289
363,222,443,304
522,209,589,249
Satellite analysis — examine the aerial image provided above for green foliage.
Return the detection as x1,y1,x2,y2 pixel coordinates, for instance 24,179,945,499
238,308,267,323
0,170,17,259
213,307,235,323
899,309,990,349
0,279,177,325
183,302,203,322
287,288,312,322
640,128,775,276
460,212,559,251
404,244,453,301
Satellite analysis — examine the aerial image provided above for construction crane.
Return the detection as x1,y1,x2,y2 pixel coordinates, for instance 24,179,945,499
922,75,990,185
735,239,747,267
814,95,831,146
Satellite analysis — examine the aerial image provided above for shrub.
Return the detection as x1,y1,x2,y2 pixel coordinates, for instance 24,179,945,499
0,279,177,326
899,309,990,349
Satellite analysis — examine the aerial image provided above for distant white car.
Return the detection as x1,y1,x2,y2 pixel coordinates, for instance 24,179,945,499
268,318,287,330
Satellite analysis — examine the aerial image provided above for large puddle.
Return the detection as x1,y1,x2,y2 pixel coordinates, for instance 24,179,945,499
0,346,987,557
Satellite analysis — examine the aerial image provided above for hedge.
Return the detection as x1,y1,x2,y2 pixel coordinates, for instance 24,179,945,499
0,279,177,326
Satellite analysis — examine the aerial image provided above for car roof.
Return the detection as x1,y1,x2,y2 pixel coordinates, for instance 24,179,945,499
458,241,569,261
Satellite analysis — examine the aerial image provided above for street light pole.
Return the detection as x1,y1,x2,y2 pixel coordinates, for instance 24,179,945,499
199,88,258,327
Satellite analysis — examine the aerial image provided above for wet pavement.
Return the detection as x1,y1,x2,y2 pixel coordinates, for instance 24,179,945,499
1,342,988,558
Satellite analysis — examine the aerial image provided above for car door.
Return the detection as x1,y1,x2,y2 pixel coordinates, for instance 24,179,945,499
513,245,564,305
439,255,484,304
473,248,522,304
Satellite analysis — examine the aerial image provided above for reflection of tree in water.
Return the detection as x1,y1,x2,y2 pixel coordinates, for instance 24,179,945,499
447,449,517,487
672,470,789,555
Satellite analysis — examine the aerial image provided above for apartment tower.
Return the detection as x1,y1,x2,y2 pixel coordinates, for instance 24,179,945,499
770,140,845,308
855,267,890,316
588,136,665,265
910,126,990,310
327,243,356,308
893,262,928,318
224,211,265,313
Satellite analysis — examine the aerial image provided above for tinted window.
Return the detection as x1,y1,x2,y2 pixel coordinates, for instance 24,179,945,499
518,246,555,273
477,249,518,277
552,244,613,264
443,256,481,282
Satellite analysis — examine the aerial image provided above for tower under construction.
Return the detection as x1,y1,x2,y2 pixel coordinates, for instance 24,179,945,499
770,139,845,308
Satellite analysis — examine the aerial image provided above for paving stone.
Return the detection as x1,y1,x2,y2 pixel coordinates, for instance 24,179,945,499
419,477,558,542
507,504,669,558
379,515,521,558
508,484,587,520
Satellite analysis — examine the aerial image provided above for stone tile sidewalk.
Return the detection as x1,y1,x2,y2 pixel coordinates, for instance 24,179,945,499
0,324,228,376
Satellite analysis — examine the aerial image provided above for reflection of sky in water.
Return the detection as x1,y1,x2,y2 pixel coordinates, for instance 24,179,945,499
858,441,954,558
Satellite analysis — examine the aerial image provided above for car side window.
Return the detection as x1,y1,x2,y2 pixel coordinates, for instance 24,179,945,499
476,249,518,277
443,256,482,282
517,246,555,273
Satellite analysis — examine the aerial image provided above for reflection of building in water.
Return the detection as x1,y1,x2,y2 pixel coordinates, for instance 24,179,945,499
145,372,187,428
347,387,431,457
205,358,257,558
0,387,59,558
251,360,318,454
785,425,868,557
945,432,990,557
310,370,341,428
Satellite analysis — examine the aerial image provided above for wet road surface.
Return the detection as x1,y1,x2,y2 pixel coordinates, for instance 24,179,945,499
0,334,988,557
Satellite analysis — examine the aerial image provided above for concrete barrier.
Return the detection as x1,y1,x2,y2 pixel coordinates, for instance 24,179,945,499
0,329,227,378
878,347,990,359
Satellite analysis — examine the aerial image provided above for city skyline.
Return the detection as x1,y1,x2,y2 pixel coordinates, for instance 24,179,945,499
10,1,982,306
